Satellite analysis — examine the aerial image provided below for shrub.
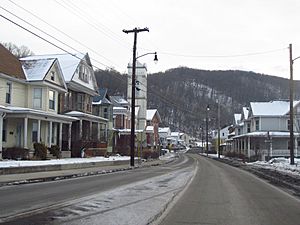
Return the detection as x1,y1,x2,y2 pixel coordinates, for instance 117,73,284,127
49,145,61,159
33,143,47,160
142,149,159,160
2,147,29,160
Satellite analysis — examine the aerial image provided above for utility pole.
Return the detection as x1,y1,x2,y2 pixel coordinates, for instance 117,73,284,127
217,100,221,158
123,27,149,167
289,43,295,165
206,105,210,156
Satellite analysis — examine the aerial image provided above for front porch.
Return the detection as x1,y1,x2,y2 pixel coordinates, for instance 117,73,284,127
231,131,300,161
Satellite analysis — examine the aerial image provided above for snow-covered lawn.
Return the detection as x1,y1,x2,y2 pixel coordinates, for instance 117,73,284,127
247,158,300,176
0,156,130,168
201,153,300,176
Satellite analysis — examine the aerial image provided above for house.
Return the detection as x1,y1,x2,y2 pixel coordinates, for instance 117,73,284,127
229,100,300,161
0,43,76,159
22,53,108,157
146,109,161,149
92,88,113,153
110,95,132,155
158,127,171,148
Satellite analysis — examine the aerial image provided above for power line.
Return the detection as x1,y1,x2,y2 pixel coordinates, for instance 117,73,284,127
54,0,132,52
157,47,288,58
0,12,113,71
7,0,123,70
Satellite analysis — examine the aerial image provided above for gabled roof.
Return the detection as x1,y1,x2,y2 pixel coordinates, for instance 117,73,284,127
20,58,56,81
146,109,161,122
0,43,26,79
22,53,85,82
250,100,300,116
93,88,111,105
110,96,129,107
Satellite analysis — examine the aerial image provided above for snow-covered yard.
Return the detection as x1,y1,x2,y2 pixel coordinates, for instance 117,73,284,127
247,157,300,176
0,156,130,168
202,153,300,176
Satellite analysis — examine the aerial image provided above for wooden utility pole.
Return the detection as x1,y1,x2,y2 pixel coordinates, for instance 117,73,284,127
123,27,149,167
289,44,295,165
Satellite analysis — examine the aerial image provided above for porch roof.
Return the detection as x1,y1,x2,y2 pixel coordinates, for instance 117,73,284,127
64,111,108,123
5,106,77,123
114,128,144,135
233,131,300,139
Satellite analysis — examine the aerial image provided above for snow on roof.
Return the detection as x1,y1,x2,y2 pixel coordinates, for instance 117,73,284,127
21,58,56,81
234,114,241,124
22,53,85,82
147,109,161,122
159,127,170,133
146,126,154,132
243,107,249,120
147,109,156,120
250,100,300,116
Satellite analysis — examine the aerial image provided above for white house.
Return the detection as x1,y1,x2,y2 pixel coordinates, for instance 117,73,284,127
228,100,300,161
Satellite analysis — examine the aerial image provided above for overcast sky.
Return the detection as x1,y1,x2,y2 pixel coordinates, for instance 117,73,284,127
1,0,300,79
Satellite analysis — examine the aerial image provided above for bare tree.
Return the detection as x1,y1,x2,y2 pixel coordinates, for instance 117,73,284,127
1,42,34,58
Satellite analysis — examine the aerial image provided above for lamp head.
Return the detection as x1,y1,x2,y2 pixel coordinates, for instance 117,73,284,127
154,52,158,63
207,105,210,111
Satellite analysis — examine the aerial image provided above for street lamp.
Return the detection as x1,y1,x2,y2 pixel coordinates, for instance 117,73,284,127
123,27,157,167
206,105,210,156
289,43,300,165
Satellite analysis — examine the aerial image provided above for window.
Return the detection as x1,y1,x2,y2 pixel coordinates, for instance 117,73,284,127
77,93,84,111
50,71,55,81
247,123,250,133
49,90,55,110
104,107,108,119
33,88,42,109
2,119,7,142
79,65,89,83
6,82,12,104
255,119,259,131
32,122,38,142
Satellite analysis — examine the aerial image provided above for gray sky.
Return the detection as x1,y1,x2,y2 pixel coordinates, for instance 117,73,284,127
1,0,300,78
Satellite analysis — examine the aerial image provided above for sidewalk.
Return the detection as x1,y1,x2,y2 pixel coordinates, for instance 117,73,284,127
0,159,164,187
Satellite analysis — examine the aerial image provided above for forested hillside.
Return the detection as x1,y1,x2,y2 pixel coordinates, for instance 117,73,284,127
95,67,300,136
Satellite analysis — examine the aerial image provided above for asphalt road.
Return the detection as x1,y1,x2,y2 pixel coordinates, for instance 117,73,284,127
159,154,300,225
0,153,192,223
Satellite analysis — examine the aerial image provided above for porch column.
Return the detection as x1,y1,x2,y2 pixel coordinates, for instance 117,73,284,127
270,137,273,158
59,123,63,150
105,123,108,141
49,121,52,147
97,123,101,141
68,123,72,150
247,136,251,159
0,113,4,159
89,121,93,140
295,137,298,157
79,119,82,139
24,117,28,149
37,119,41,142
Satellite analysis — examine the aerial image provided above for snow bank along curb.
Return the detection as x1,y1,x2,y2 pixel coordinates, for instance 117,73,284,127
0,159,132,175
